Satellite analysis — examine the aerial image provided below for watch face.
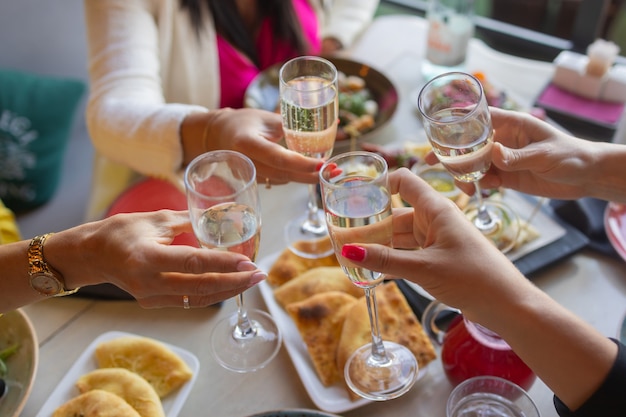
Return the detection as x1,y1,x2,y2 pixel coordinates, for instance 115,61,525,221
31,273,63,296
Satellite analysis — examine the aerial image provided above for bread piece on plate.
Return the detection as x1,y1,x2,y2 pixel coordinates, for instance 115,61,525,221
94,336,193,398
337,281,437,398
286,291,358,386
76,368,165,417
273,266,363,307
53,389,141,417
268,244,339,287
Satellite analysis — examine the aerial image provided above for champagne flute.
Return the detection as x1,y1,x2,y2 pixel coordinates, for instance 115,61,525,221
279,55,338,259
319,151,419,401
417,71,520,253
184,150,281,372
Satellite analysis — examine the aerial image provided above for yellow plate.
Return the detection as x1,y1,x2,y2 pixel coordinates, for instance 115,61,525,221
0,309,38,417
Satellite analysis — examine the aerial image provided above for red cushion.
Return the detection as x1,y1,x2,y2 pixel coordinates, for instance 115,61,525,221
105,178,198,247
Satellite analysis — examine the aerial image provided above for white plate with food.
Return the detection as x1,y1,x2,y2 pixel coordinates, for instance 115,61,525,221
0,309,38,417
35,331,199,417
258,253,432,414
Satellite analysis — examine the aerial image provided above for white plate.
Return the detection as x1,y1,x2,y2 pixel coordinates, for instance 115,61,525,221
35,330,199,417
501,191,566,262
0,309,38,417
258,254,429,414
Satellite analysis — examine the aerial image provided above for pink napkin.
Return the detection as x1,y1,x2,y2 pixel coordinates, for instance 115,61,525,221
536,84,624,126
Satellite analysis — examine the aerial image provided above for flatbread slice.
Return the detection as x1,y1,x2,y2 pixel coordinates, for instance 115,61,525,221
267,244,339,287
95,336,193,398
286,291,358,386
337,281,437,398
273,266,363,307
76,368,165,417
53,389,141,417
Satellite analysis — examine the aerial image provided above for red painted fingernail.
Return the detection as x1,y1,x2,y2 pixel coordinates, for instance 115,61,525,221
316,162,324,171
342,245,366,261
330,167,342,178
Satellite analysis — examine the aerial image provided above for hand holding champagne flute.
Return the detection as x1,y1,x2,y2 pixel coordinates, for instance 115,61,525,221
319,151,419,401
185,150,281,373
417,72,520,253
279,56,338,259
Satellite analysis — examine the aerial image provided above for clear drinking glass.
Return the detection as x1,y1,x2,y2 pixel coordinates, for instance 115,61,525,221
279,55,338,259
319,151,419,401
417,71,520,253
447,376,540,417
184,150,281,372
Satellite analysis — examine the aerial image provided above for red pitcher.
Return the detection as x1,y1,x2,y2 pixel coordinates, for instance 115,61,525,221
422,300,536,390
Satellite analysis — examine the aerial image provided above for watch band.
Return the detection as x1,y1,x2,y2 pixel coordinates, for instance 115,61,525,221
28,233,80,296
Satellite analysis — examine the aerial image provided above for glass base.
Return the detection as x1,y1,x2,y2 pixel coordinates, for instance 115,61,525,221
464,200,520,254
345,341,419,401
284,211,335,259
210,309,282,373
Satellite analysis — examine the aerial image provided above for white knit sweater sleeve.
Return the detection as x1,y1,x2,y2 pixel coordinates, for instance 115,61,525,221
84,0,208,182
319,0,379,48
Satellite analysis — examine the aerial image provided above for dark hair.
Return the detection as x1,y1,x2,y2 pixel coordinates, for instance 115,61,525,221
179,0,310,66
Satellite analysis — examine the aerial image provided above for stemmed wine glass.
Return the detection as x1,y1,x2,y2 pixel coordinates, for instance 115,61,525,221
417,71,520,253
184,150,281,372
279,55,338,259
319,151,419,401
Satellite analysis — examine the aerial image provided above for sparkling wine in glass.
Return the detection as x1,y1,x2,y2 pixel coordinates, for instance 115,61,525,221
417,71,520,253
319,151,419,401
185,150,281,372
279,55,338,259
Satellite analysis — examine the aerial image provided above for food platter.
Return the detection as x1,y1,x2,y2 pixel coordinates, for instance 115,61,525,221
257,253,429,414
244,56,398,151
35,331,199,417
0,309,38,417
604,201,626,262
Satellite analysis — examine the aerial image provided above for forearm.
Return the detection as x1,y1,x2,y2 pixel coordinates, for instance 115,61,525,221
471,280,616,411
0,241,43,313
584,141,626,203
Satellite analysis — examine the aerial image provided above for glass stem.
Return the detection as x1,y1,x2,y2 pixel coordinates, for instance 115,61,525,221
302,184,325,234
364,287,389,364
233,293,256,339
473,181,496,232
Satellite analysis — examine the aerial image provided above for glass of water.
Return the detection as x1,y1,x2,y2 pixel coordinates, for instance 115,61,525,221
447,376,540,417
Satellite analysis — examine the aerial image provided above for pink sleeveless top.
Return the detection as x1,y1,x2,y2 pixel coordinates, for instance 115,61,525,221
217,0,321,109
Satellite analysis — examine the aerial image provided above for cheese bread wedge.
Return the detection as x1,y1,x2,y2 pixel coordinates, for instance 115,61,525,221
76,368,165,417
53,389,141,417
94,336,193,398
274,266,363,307
286,291,358,386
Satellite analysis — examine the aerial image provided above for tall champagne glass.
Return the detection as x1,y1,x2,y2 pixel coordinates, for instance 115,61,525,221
319,151,419,401
417,72,520,253
279,56,338,259
185,150,281,372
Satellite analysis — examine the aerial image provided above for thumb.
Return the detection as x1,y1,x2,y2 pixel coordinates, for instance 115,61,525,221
491,142,535,172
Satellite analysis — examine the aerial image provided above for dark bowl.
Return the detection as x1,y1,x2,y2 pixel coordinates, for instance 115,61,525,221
244,56,398,150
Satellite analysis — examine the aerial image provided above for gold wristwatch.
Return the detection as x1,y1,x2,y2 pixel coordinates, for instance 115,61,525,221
28,233,80,297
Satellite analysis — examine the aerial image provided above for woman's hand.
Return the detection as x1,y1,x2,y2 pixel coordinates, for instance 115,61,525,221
50,210,267,309
340,168,525,316
424,107,601,200
202,108,322,185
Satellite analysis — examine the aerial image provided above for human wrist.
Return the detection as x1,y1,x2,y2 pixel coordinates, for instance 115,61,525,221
586,142,626,203
201,109,226,153
22,231,83,297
